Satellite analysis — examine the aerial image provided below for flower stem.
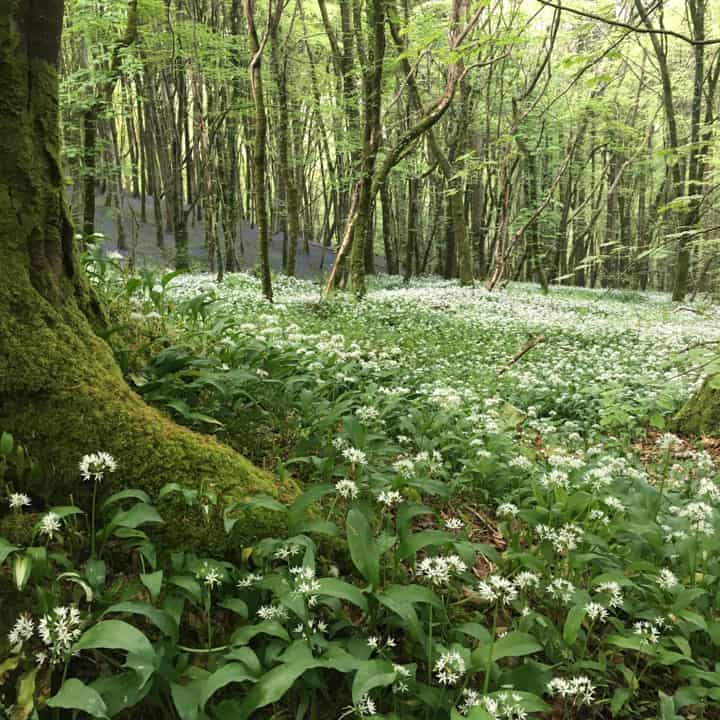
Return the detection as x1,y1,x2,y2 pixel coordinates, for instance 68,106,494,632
483,604,499,694
90,479,99,558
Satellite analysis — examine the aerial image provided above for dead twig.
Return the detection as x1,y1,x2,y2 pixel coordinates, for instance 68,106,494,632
499,335,546,375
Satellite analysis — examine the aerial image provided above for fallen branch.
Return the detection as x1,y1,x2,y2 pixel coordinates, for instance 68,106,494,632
499,335,546,375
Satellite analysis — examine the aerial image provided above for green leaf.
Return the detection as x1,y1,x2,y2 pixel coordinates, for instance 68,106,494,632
48,679,109,719
352,659,396,705
491,632,542,661
111,502,164,530
103,601,178,640
168,575,202,603
74,620,156,685
141,570,163,601
219,598,249,618
288,484,334,535
243,495,287,514
236,656,322,719
231,620,290,645
611,687,632,716
0,537,18,565
346,508,380,587
563,604,587,645
316,578,368,612
102,488,151,509
201,663,257,709
0,431,14,456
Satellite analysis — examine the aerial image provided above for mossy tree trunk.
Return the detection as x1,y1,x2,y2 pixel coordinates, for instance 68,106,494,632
675,376,720,437
0,0,294,550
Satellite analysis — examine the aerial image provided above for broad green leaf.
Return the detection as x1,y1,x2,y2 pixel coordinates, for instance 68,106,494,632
0,537,18,565
317,578,368,612
48,679,108,719
103,601,178,640
231,620,290,645
352,659,396,705
111,503,164,530
563,604,587,645
346,508,380,587
236,656,322,718
141,570,163,601
201,663,257,708
102,488,151,509
491,632,542,661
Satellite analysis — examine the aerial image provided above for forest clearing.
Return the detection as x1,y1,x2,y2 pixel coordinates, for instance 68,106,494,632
3,0,720,718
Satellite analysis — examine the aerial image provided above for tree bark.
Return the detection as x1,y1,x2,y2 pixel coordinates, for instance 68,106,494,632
0,0,293,551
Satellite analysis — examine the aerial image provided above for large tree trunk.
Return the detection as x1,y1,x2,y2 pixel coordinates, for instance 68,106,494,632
0,0,293,551
676,377,720,436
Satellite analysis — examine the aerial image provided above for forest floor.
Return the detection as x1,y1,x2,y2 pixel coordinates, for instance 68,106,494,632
5,271,720,718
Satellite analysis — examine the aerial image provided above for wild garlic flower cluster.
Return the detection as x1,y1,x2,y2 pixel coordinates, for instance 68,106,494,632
476,575,518,605
674,501,715,536
237,572,263,588
367,634,397,651
392,664,412,694
293,615,328,638
335,479,359,499
546,578,576,604
273,544,302,560
417,555,467,586
36,607,83,665
8,492,31,510
595,581,624,608
459,689,528,718
39,512,62,539
698,478,720,503
341,446,368,466
377,490,404,507
656,568,679,590
8,614,34,647
290,566,320,605
79,451,117,482
536,523,584,554
197,563,223,590
355,405,382,424
434,649,466,685
584,602,609,623
547,675,596,705
256,604,289,621
497,502,519,518
444,517,464,531
633,617,668,646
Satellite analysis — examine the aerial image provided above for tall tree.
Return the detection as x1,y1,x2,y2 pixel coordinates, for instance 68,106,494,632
0,0,291,546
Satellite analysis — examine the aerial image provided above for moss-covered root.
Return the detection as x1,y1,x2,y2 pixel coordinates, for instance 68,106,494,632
674,374,720,437
0,371,298,554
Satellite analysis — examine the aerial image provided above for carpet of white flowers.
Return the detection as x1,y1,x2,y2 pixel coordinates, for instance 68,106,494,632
4,269,720,719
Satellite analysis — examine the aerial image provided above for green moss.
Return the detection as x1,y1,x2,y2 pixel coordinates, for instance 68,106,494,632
0,512,38,547
674,374,720,437
0,6,297,557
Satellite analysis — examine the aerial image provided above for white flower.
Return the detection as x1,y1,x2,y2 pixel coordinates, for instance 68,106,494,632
476,575,518,605
417,555,467,586
367,635,380,650
357,694,376,717
79,452,117,482
657,568,678,590
497,502,519,518
603,496,626,512
38,606,83,664
434,649,465,685
256,604,289,621
39,512,61,539
202,567,222,589
514,571,540,590
546,578,576,604
8,614,34,646
677,501,715,536
585,602,609,622
8,493,31,510
596,581,623,608
633,619,662,645
274,544,302,560
547,675,596,705
335,479,359,499
290,566,321,598
444,517,464,531
342,446,368,466
237,572,263,588
656,433,681,452
377,490,403,507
